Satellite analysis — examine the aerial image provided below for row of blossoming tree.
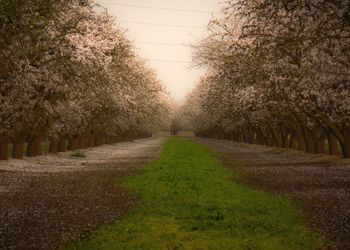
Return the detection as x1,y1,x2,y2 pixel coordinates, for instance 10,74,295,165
183,0,350,158
0,0,171,160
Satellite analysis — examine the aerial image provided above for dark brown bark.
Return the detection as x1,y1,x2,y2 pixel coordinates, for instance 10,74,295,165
110,136,116,143
88,133,96,147
243,128,249,143
266,129,273,146
237,128,243,142
94,134,105,146
27,138,41,157
248,127,255,144
271,126,283,147
13,139,24,159
289,133,298,150
0,141,9,160
224,133,229,141
79,135,89,149
255,133,260,144
259,128,268,146
106,135,114,144
281,126,289,148
327,132,340,156
110,136,116,144
232,131,237,141
271,137,277,147
49,139,58,154
216,128,224,140
302,127,315,153
68,138,80,151
248,128,254,144
101,135,106,145
296,129,306,152
327,124,350,158
341,128,350,158
94,135,102,147
58,138,67,152
314,132,326,154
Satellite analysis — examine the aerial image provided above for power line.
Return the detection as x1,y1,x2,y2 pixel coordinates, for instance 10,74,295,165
136,41,191,47
145,59,192,64
120,20,206,29
98,1,218,14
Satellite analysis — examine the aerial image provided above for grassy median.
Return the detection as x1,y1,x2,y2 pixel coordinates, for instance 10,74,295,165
66,137,316,250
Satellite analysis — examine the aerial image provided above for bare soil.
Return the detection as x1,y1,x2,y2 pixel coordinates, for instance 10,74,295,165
194,137,350,250
0,136,166,250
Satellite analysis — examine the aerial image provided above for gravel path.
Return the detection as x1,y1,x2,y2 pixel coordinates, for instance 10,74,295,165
0,136,166,250
195,137,350,250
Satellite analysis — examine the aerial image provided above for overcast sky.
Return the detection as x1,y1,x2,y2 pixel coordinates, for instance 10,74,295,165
95,0,222,103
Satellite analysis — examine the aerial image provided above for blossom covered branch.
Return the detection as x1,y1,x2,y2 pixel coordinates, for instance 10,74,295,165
184,0,350,158
0,0,170,160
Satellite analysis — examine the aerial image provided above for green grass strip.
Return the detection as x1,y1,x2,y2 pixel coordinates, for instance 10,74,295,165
66,137,316,250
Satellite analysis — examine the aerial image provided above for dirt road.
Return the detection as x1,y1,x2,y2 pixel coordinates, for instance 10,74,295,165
0,136,166,250
195,137,350,250
2,135,349,249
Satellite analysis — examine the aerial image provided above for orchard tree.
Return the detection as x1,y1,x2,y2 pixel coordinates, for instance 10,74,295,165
185,0,350,157
0,0,170,160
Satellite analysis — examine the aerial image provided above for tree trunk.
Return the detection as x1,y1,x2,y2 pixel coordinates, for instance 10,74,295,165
271,137,277,147
314,133,326,154
248,127,255,144
49,138,58,154
302,127,315,153
68,137,80,151
13,139,24,159
271,126,283,147
106,135,113,144
94,134,104,146
224,133,229,141
289,133,298,150
259,128,268,146
233,130,237,141
281,126,289,148
257,129,265,145
266,129,272,146
248,128,254,144
340,128,350,158
243,128,249,143
27,137,41,157
327,132,340,156
89,133,96,147
237,128,243,142
58,138,67,152
79,135,90,149
214,130,218,139
0,141,9,160
110,136,115,143
296,129,306,152
238,131,242,142
109,135,115,144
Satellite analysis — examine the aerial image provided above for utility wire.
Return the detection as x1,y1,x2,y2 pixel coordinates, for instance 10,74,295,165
136,41,191,47
145,59,192,64
98,1,218,14
119,20,206,29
